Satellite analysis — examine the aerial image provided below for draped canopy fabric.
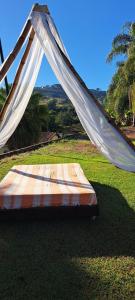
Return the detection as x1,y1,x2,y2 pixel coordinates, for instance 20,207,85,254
0,32,43,148
0,10,135,172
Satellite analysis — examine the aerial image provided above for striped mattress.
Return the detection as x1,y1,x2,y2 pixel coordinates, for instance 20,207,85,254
0,163,97,210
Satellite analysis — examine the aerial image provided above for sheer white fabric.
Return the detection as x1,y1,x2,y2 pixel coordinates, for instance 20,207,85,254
45,14,70,60
0,34,43,148
31,11,135,172
0,10,134,172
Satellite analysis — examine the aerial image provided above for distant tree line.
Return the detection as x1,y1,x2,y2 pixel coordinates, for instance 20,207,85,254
0,89,82,150
47,98,81,132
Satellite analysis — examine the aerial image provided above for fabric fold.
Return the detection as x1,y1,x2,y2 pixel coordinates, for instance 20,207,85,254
0,35,43,148
31,11,135,172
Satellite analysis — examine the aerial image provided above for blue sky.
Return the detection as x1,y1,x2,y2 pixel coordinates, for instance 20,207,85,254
0,0,135,90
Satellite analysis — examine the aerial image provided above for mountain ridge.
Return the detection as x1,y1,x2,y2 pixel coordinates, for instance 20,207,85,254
34,84,106,103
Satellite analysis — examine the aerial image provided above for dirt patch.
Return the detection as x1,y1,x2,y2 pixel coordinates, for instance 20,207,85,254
122,127,135,140
40,140,99,156
72,141,99,154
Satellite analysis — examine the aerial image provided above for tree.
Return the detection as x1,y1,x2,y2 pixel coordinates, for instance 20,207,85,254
8,93,49,149
0,87,7,110
47,98,57,110
107,22,135,63
129,82,135,126
105,22,135,125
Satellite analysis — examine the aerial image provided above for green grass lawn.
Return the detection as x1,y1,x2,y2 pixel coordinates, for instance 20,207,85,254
0,140,135,300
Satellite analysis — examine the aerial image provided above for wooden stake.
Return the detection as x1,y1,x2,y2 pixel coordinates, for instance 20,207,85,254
0,29,35,122
55,40,135,151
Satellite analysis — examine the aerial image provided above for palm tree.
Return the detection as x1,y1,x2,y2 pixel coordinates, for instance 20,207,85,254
129,82,135,126
107,22,135,63
106,22,135,125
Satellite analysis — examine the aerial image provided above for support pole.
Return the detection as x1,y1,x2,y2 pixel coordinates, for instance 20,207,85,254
0,20,32,83
0,28,35,122
0,39,9,95
0,3,44,83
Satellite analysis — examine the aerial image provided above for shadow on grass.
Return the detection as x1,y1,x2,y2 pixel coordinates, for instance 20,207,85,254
91,182,135,257
0,183,134,299
0,182,134,258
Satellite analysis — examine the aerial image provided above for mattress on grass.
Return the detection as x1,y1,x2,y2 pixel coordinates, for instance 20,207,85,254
0,163,97,210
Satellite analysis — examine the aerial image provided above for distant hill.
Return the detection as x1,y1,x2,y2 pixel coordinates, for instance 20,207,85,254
34,84,106,104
